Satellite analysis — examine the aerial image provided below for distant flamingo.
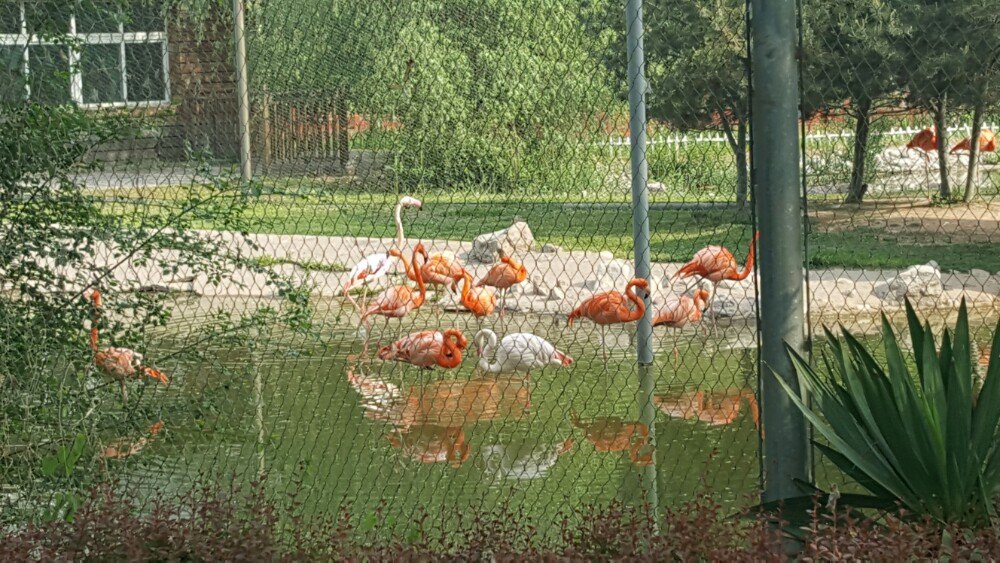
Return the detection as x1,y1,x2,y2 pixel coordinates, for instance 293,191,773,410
906,127,938,156
87,290,168,404
653,288,712,365
950,128,996,154
459,271,497,322
360,244,429,351
567,278,649,366
378,328,469,370
672,232,757,333
476,254,528,320
99,421,165,460
474,329,573,379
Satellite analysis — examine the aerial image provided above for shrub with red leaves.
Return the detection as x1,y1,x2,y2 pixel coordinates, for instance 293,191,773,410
1,483,998,562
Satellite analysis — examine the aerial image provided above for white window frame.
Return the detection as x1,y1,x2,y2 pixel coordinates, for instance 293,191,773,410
0,1,170,108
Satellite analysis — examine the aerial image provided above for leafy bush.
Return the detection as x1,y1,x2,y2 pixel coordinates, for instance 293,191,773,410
0,103,310,523
778,299,1000,526
1,481,998,560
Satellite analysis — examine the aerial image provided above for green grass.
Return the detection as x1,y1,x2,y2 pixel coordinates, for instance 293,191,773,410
252,256,347,272
95,188,1000,272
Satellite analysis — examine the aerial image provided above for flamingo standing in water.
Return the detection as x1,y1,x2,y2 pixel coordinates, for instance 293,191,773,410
378,328,469,370
672,232,758,333
567,278,649,367
476,254,528,322
396,248,466,322
360,244,429,352
341,196,422,311
87,290,169,404
653,288,711,365
459,272,497,329
474,329,573,379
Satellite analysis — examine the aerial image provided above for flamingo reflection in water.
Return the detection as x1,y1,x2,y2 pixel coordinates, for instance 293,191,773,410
482,438,574,481
346,362,530,468
655,389,760,430
569,412,653,466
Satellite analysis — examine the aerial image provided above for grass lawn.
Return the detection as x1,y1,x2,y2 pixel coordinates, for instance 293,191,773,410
95,185,1000,272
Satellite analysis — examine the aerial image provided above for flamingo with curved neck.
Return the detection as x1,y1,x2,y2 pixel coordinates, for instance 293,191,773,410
474,329,572,377
673,231,758,284
378,328,468,370
459,271,496,317
394,196,422,247
360,245,428,355
567,278,649,327
652,288,712,366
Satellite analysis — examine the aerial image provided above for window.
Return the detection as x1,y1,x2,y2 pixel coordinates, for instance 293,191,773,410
0,1,169,106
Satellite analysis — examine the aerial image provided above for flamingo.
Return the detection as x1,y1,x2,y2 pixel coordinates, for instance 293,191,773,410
567,277,649,367
359,243,429,352
459,271,497,329
672,232,758,333
99,421,165,460
476,254,528,321
395,248,466,322
652,288,712,365
950,128,996,154
906,127,938,189
87,290,168,404
474,329,573,379
341,196,422,311
378,328,469,370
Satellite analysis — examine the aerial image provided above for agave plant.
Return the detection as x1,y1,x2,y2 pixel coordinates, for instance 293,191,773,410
777,299,1000,526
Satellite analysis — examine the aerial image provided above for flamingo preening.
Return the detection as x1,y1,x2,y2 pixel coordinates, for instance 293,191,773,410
567,277,649,367
652,288,711,365
360,244,429,353
476,254,528,322
474,329,573,379
87,290,168,404
378,328,469,370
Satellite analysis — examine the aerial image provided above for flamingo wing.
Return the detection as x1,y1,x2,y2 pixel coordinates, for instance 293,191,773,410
95,348,141,380
364,286,416,319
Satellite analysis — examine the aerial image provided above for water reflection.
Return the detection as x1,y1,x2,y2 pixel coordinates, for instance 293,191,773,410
569,413,652,466
482,438,574,481
654,389,759,429
346,361,531,468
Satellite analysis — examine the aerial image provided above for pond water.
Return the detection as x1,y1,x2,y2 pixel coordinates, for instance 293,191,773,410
116,295,993,535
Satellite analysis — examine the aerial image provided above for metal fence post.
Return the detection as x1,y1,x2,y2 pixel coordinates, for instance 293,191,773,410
625,0,659,518
233,0,253,183
749,0,812,502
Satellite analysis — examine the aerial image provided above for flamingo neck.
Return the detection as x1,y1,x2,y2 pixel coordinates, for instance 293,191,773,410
411,248,426,306
394,203,405,247
391,249,415,281
734,232,758,281
89,290,102,353
624,281,646,322
461,274,474,309
476,330,502,373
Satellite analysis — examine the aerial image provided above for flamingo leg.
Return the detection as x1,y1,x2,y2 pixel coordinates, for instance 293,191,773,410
601,325,609,372
119,380,128,405
672,329,679,368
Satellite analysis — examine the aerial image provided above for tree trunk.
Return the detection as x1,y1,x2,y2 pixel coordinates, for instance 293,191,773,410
964,99,985,202
933,95,950,199
720,112,749,208
844,99,872,204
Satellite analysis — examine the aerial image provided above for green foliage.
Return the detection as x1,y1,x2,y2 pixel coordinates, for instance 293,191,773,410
777,299,1000,526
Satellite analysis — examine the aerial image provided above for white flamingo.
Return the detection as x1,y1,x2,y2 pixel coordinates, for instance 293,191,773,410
474,329,573,378
342,196,422,312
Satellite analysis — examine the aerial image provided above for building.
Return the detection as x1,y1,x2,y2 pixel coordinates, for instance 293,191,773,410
0,1,239,161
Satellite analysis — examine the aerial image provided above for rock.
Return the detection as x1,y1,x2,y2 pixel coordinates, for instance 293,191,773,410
836,278,855,297
548,287,565,301
647,181,667,193
876,261,943,302
470,222,535,263
540,243,562,254
970,269,991,282
598,250,615,260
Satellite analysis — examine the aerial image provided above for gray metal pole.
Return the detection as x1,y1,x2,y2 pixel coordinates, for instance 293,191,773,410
625,0,659,517
748,0,811,503
233,0,253,183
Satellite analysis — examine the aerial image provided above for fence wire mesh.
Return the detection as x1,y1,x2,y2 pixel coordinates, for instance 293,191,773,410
0,0,996,542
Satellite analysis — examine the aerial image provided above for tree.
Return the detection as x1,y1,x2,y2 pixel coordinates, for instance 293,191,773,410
893,0,969,200
645,0,751,208
801,0,902,203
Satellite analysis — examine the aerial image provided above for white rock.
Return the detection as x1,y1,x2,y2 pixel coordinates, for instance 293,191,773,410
647,181,667,193
540,243,562,254
876,261,943,302
836,278,855,297
547,287,565,301
598,250,615,260
470,221,535,263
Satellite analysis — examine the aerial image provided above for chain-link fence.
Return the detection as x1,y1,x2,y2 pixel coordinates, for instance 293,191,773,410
0,0,997,541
